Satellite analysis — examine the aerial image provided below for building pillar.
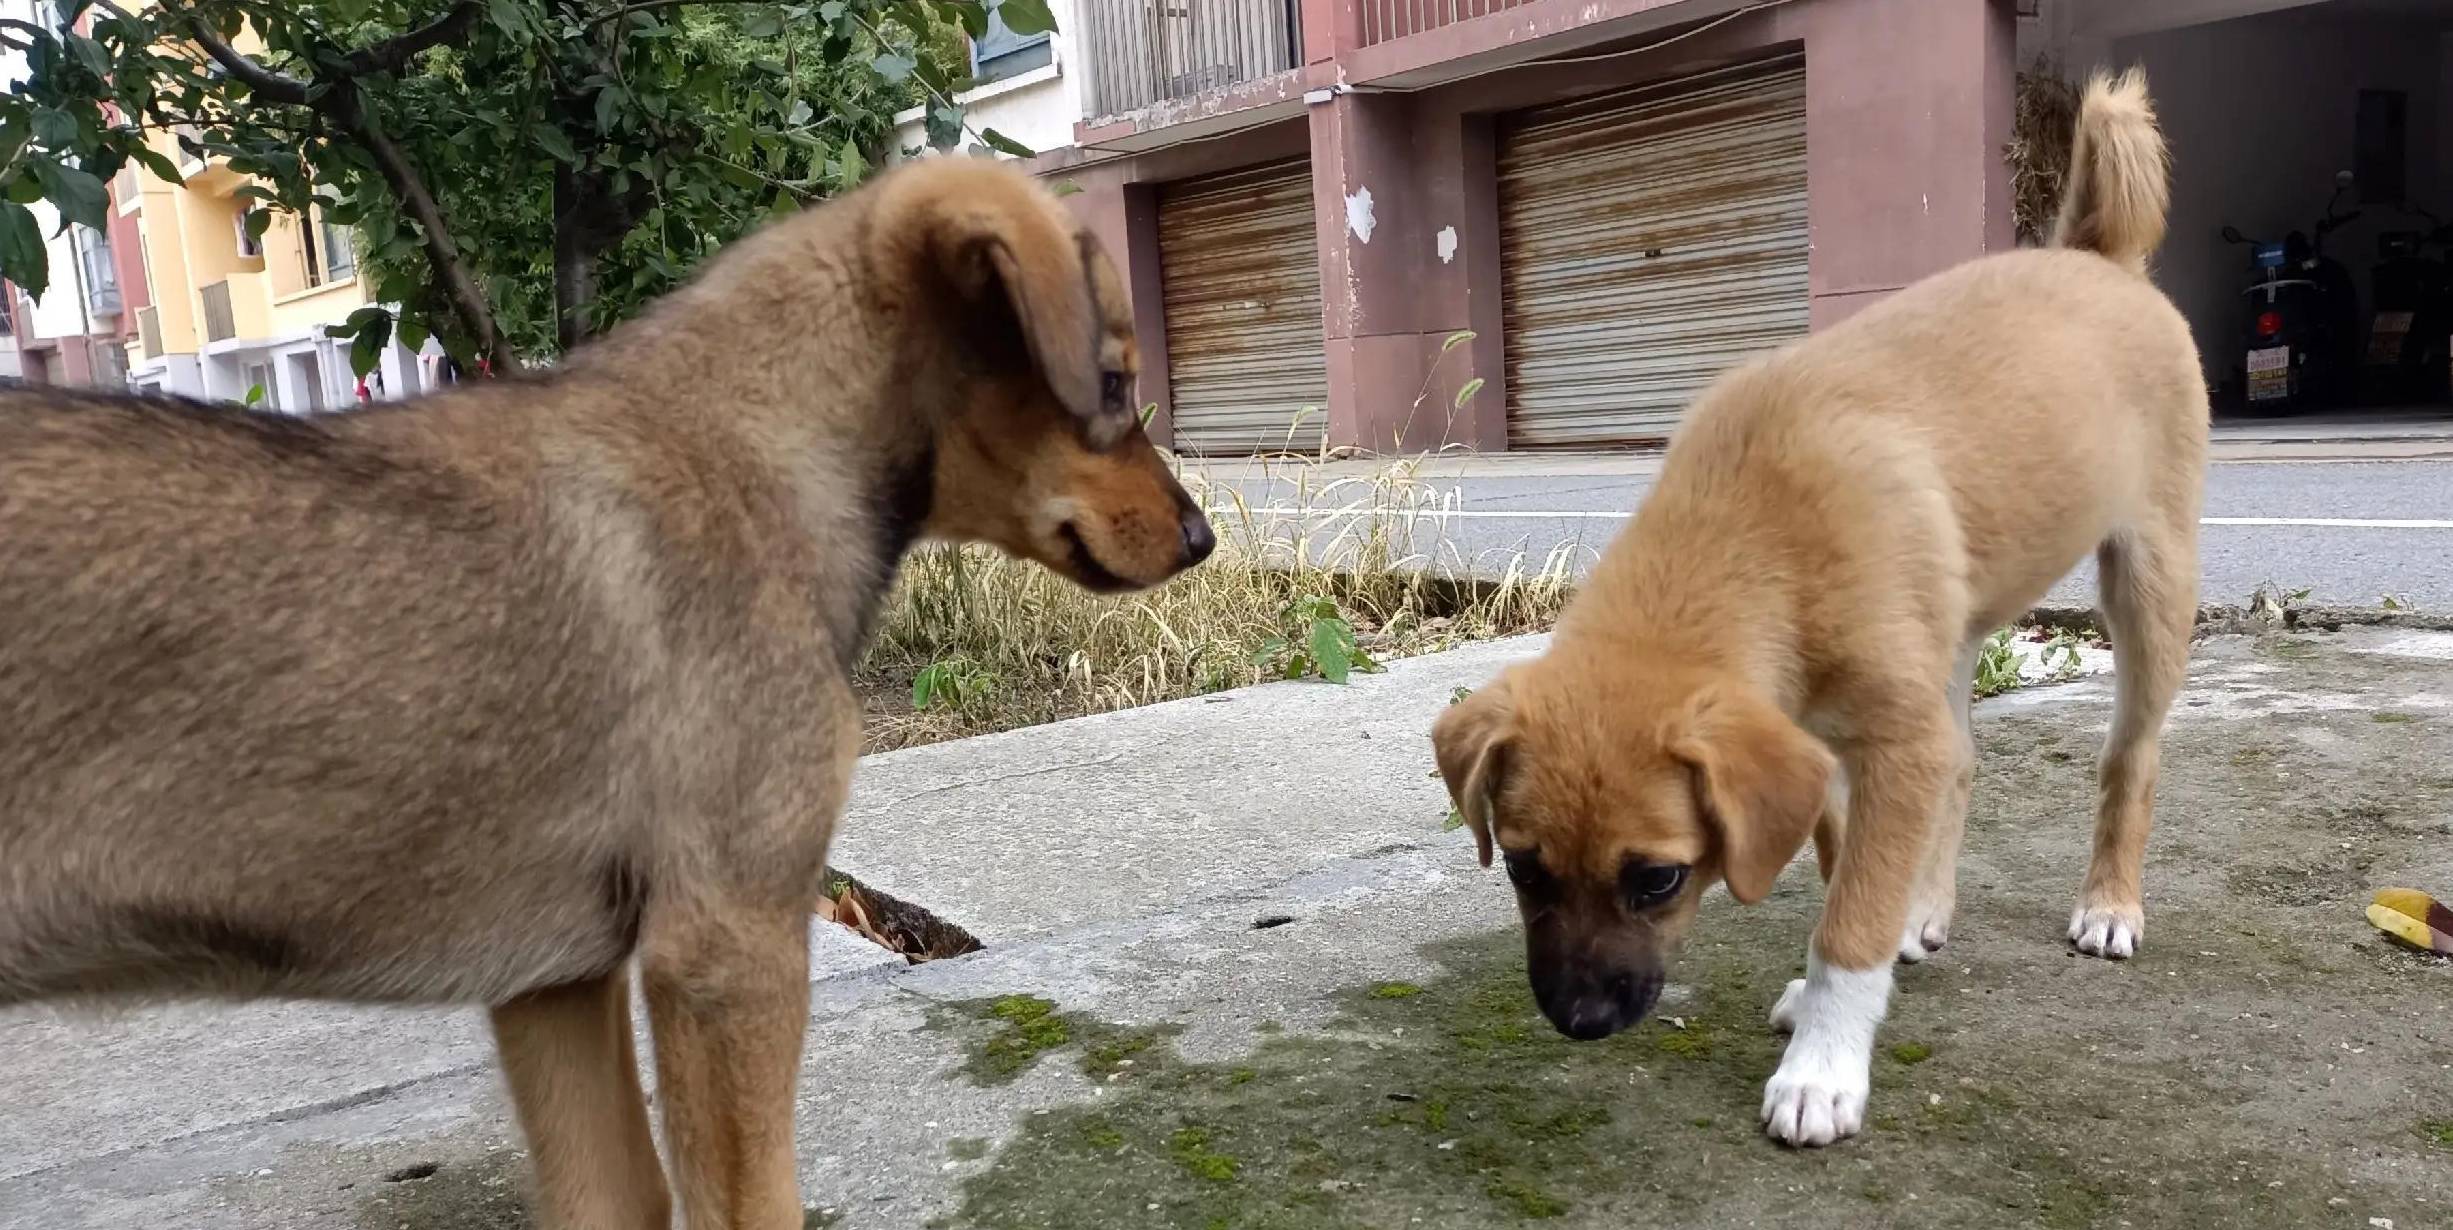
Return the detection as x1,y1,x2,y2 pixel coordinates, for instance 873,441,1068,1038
1308,91,1487,454
1798,0,2020,327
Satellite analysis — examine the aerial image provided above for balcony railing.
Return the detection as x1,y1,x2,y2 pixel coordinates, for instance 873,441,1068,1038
136,305,163,359
1081,0,1302,119
1358,0,1534,46
201,279,236,343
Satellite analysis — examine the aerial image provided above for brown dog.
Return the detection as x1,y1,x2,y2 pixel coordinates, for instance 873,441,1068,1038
0,158,1211,1227
1434,69,2202,1148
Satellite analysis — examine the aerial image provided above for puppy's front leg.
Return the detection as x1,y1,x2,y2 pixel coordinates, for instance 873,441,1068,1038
643,897,813,1230
1762,729,1950,1147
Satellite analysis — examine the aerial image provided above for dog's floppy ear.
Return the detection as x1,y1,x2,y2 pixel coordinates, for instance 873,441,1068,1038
1433,679,1516,868
1669,685,1834,904
901,172,1132,449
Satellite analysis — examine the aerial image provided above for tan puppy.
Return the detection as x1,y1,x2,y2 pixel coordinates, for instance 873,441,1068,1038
0,159,1211,1228
1434,69,2202,1148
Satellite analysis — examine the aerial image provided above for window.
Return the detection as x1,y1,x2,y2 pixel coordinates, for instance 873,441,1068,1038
320,218,356,283
234,209,261,259
301,210,356,288
969,3,1052,86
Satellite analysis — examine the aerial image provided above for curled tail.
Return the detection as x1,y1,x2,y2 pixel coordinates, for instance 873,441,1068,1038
2050,67,2170,272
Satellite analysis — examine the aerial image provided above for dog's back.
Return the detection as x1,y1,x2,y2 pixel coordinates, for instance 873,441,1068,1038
0,391,648,1005
1661,67,2205,634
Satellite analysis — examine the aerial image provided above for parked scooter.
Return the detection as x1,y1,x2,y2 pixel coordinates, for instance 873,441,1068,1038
2222,171,2362,415
2359,204,2453,405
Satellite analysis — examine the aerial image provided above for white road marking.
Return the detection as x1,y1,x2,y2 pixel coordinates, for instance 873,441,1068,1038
1213,507,2453,529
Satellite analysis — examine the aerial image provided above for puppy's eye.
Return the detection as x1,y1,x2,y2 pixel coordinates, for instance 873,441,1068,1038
1100,371,1125,403
1621,862,1689,909
1503,849,1544,889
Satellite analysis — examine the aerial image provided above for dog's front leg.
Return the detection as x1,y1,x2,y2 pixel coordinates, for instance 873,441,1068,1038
1762,728,1951,1147
642,898,813,1230
493,971,672,1230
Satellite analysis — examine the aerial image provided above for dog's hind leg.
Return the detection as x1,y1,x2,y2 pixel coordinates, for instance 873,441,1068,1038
643,899,813,1230
1898,641,1979,963
2070,520,2197,959
491,970,672,1230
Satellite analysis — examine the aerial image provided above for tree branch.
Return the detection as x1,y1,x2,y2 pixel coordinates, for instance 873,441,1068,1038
172,11,312,104
325,84,502,366
584,0,778,33
338,2,483,76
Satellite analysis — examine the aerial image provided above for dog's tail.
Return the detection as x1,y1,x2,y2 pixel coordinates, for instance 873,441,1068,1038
2050,67,2169,273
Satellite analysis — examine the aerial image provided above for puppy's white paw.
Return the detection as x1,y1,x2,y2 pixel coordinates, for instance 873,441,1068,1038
1895,903,1952,964
1769,977,1806,1033
2068,903,2144,959
1760,1052,1870,1147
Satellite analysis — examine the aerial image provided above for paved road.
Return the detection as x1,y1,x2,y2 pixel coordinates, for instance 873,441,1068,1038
1192,454,2453,611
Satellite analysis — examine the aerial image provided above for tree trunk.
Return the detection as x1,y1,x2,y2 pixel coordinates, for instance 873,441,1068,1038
551,163,599,352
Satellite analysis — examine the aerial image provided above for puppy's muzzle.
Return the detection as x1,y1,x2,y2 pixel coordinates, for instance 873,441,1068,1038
1532,964,1662,1042
1176,491,1216,569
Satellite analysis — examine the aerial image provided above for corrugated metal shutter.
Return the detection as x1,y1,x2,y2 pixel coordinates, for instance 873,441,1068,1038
1498,56,1808,448
1158,159,1329,455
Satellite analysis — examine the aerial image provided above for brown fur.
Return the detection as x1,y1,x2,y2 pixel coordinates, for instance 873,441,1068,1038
0,158,1212,1228
1435,68,2201,1047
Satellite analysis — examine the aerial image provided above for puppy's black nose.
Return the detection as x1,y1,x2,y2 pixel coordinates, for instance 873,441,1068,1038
1179,508,1216,567
1555,1002,1627,1042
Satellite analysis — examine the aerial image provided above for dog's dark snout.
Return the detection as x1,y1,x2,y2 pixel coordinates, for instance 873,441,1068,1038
1534,967,1661,1042
1179,506,1216,567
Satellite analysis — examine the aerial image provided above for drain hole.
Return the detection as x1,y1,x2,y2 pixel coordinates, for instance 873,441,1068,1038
1251,915,1296,930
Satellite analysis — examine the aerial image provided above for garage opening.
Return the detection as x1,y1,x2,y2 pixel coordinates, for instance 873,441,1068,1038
1496,55,1808,450
1156,158,1331,456
2026,0,2453,439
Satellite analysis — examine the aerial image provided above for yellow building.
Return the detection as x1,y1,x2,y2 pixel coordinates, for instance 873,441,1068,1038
116,14,433,408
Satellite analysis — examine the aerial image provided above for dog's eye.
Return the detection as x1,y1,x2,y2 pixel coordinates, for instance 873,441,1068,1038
1621,862,1689,909
1503,849,1544,890
1100,371,1125,403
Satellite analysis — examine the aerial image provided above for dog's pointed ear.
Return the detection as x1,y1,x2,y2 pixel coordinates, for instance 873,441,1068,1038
1433,679,1516,868
1669,685,1834,904
891,167,1133,449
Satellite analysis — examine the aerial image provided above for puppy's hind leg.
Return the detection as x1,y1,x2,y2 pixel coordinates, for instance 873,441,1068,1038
2070,521,2196,959
1898,641,1979,964
491,970,672,1230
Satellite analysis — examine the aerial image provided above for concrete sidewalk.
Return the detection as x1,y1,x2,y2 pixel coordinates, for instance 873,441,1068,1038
6,630,2453,1229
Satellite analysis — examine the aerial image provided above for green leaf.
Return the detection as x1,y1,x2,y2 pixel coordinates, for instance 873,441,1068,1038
740,9,785,38
533,124,579,165
978,127,1034,158
833,137,866,188
242,382,267,407
819,0,846,20
6,175,42,206
396,314,430,356
31,109,78,148
870,51,916,83
0,200,48,302
349,311,391,377
786,100,814,128
997,0,1058,36
1310,621,1352,684
67,34,110,78
953,0,990,38
126,143,183,185
244,208,273,240
593,87,625,135
39,162,108,233
924,102,962,150
1050,179,1083,197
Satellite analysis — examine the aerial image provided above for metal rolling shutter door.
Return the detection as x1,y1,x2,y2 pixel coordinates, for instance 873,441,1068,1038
1498,57,1809,448
1158,159,1330,455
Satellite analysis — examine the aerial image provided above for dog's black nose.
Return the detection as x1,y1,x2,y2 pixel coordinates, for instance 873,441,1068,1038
1179,508,1216,567
1555,1002,1627,1042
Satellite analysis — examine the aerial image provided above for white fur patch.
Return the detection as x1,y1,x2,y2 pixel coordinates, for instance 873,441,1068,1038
1761,952,1893,1147
2069,905,2143,959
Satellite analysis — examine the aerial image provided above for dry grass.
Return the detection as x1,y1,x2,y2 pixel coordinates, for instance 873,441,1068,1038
856,455,1581,751
2007,61,2080,245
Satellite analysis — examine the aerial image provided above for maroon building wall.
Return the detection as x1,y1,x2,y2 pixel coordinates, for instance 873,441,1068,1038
1065,0,2019,453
